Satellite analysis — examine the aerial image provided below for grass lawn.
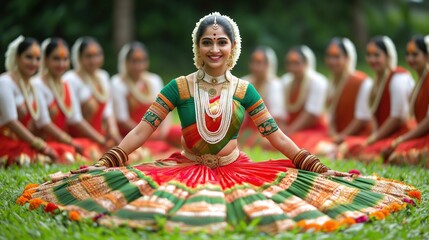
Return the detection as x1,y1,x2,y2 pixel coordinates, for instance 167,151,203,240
1,148,428,240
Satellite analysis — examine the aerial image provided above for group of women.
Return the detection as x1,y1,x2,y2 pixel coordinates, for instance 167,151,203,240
13,12,422,234
0,36,181,166
243,35,429,167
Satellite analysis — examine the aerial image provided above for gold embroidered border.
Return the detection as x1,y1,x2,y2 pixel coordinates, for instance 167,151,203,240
234,79,249,99
176,77,191,100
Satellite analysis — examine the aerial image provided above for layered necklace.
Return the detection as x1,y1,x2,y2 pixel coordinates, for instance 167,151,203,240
18,77,40,120
370,69,390,113
46,75,73,118
285,72,310,113
409,65,429,117
80,70,108,103
123,73,154,103
194,69,235,144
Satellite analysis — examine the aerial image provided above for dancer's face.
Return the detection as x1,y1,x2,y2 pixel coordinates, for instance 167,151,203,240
80,42,104,73
17,43,40,78
249,50,268,80
198,25,233,76
366,42,389,73
405,40,428,73
126,49,148,79
46,44,70,79
286,51,306,79
325,43,348,75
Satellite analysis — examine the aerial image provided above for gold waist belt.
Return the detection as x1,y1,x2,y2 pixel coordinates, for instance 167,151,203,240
181,148,240,169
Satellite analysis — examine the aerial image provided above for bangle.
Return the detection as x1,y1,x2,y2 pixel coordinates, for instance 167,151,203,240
292,149,329,173
94,146,129,167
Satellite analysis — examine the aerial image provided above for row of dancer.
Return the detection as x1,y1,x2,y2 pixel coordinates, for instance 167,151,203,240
242,35,428,167
0,36,181,166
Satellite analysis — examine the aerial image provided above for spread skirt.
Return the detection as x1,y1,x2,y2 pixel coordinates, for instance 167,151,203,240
17,152,420,234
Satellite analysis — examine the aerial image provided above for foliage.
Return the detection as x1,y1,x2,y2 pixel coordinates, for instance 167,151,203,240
1,0,429,82
1,148,428,240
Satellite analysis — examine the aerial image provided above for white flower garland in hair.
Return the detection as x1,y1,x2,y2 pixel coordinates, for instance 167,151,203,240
342,38,357,73
300,45,316,71
118,43,132,76
192,12,241,70
382,36,397,69
264,46,278,79
39,38,52,75
71,38,84,70
5,35,25,71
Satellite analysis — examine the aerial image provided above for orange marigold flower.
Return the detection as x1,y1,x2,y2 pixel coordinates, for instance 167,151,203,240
69,211,81,221
380,209,390,217
24,183,39,191
322,220,340,232
369,211,385,220
23,189,36,195
16,196,28,206
304,223,321,232
407,190,421,202
388,202,404,212
29,198,45,210
296,220,306,228
22,192,33,200
340,217,356,226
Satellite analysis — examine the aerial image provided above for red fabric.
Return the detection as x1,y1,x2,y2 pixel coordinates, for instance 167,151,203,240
334,71,372,136
134,152,296,190
414,72,429,123
49,83,73,131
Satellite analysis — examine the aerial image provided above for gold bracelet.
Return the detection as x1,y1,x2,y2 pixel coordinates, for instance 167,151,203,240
31,137,47,151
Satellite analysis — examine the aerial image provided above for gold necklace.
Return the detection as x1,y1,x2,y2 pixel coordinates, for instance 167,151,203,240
370,69,390,112
123,73,155,103
80,71,108,103
47,76,73,118
285,73,310,113
18,78,40,120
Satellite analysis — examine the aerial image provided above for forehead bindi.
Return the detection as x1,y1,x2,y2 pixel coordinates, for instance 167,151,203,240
201,27,229,41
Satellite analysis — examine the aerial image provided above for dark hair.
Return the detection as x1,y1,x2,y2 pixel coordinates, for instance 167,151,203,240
410,35,428,54
78,37,101,56
369,36,388,55
289,46,307,63
195,15,234,44
328,37,347,56
17,38,38,56
44,38,69,58
126,41,148,60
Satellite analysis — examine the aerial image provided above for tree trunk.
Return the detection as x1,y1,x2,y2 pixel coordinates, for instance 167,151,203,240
113,0,134,52
352,0,367,50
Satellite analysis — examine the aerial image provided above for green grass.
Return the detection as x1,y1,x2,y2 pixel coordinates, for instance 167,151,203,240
1,149,428,240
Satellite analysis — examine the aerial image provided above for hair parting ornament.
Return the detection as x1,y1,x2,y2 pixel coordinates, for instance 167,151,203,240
192,12,241,70
5,35,25,71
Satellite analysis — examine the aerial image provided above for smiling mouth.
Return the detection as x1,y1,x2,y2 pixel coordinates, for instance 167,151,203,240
208,55,222,61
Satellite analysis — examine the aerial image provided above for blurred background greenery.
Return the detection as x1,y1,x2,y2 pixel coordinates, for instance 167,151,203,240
1,0,428,81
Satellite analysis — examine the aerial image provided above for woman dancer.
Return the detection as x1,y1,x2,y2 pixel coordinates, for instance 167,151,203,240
19,14,419,234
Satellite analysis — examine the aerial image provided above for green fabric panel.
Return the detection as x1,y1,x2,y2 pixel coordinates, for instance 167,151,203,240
74,199,107,213
184,195,226,205
169,215,225,226
329,177,377,191
129,168,159,189
286,170,318,199
53,182,78,205
292,210,325,221
258,214,289,226
240,82,262,109
226,202,242,225
115,209,164,220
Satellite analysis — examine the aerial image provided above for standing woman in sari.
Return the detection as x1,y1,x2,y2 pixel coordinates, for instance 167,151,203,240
0,36,79,166
314,38,373,156
64,37,121,145
111,42,181,158
340,36,415,161
240,46,286,148
33,38,108,160
385,35,429,167
280,45,328,151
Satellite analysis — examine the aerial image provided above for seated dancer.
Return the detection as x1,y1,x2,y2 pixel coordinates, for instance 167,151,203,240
111,42,181,158
63,37,121,145
385,35,429,167
19,13,420,234
240,46,286,148
32,38,108,160
280,46,329,151
313,38,373,156
0,36,81,166
339,36,415,162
